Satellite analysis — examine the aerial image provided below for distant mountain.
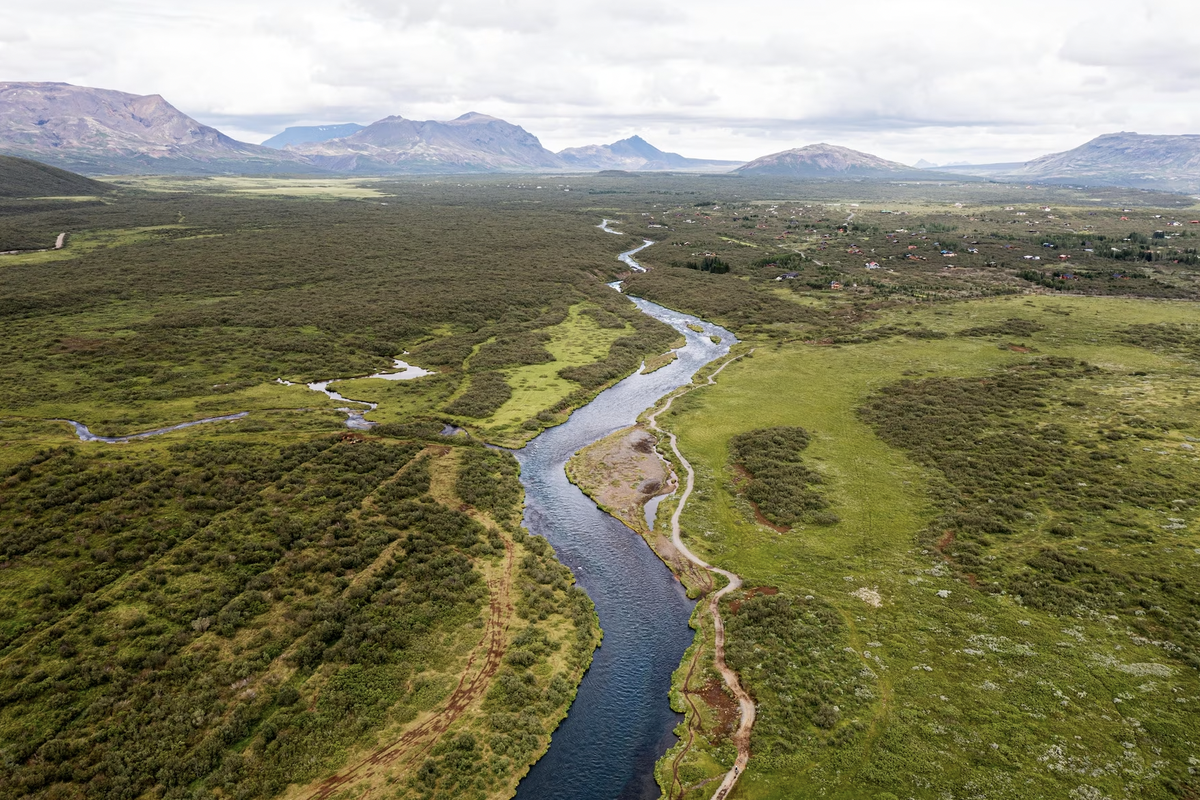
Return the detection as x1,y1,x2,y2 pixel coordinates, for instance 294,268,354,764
735,143,921,178
0,155,113,197
288,112,565,173
558,135,742,172
0,82,319,175
261,123,365,149
1013,133,1200,192
914,159,939,169
936,133,1200,192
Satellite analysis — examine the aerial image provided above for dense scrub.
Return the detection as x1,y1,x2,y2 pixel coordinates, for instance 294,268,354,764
724,594,869,763
444,372,513,418
0,188,667,431
728,426,833,527
456,449,522,521
0,438,495,797
1122,322,1200,359
956,317,1045,337
0,156,112,200
859,359,1200,668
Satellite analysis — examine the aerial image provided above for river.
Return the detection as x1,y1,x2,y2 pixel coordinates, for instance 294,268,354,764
52,230,735,797
513,284,736,798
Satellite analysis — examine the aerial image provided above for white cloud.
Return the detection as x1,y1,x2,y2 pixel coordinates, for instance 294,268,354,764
2,0,1199,163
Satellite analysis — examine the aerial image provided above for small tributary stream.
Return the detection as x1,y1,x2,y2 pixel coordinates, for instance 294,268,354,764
513,241,736,799
54,229,736,798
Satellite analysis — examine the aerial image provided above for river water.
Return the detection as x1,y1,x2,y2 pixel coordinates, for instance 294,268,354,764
513,289,736,799
54,229,734,797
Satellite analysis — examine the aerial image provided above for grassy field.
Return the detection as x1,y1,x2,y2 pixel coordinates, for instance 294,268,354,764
658,294,1200,799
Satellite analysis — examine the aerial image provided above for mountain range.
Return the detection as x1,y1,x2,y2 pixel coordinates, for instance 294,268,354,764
2,82,1199,192
557,135,741,172
285,112,565,173
0,82,317,175
0,82,742,176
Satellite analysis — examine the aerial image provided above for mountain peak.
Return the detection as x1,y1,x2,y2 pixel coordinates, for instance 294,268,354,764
0,81,313,175
287,111,562,173
736,143,913,177
453,112,500,123
557,135,741,172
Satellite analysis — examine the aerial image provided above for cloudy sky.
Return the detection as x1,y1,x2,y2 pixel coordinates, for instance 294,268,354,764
2,0,1198,164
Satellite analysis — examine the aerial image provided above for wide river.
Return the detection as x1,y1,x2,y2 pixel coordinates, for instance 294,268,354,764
513,288,736,799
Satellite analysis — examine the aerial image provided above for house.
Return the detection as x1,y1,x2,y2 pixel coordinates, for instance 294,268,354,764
830,281,843,290
775,272,800,281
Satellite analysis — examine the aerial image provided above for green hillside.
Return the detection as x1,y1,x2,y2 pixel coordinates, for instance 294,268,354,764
0,155,112,198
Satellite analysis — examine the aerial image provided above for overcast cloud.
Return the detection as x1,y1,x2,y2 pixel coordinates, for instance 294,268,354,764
2,0,1198,164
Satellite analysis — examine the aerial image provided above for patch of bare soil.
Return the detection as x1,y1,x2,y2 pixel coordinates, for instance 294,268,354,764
695,680,740,744
729,586,778,615
567,425,674,533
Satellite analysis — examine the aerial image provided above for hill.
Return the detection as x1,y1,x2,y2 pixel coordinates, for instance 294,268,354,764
735,143,922,178
558,135,742,173
0,82,320,175
936,133,1200,193
261,123,365,149
0,155,112,197
288,112,565,173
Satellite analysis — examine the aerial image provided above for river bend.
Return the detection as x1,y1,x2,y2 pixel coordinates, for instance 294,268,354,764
513,295,735,799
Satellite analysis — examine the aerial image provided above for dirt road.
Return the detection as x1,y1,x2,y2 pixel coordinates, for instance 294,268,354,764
646,351,756,800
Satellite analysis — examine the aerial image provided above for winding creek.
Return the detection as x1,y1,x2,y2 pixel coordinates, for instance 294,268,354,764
513,243,737,798
55,226,739,798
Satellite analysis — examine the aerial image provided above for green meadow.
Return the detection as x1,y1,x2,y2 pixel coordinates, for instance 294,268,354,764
658,294,1200,799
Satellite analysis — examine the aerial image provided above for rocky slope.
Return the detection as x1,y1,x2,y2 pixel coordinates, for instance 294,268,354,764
261,123,365,149
287,112,566,173
558,135,741,172
735,143,919,178
0,82,318,175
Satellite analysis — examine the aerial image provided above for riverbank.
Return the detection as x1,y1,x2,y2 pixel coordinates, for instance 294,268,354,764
560,346,758,800
510,289,737,800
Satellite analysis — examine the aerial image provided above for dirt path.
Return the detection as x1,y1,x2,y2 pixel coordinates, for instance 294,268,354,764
305,475,516,799
646,351,756,800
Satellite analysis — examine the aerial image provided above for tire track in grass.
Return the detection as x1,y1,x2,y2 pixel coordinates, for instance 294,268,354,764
307,457,516,799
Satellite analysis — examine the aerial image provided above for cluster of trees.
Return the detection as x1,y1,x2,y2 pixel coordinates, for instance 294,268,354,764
675,255,730,274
